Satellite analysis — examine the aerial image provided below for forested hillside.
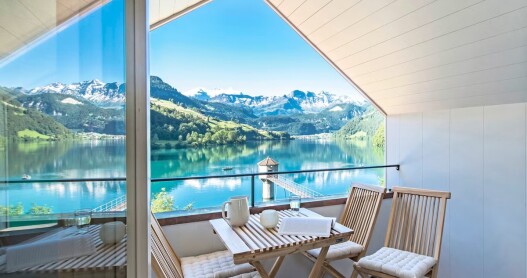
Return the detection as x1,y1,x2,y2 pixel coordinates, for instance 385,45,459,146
0,87,71,141
335,107,384,146
150,99,289,148
17,93,125,134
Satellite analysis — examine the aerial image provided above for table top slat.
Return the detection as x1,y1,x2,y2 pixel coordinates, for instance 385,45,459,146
209,218,252,255
248,216,284,247
238,225,266,251
245,218,278,250
234,225,263,252
252,214,292,247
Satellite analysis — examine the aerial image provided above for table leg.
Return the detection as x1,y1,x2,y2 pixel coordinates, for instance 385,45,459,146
269,256,285,278
251,261,270,278
308,246,329,278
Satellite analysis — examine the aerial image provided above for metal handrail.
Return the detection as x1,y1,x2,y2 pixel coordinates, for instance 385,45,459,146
266,175,324,198
151,164,400,182
92,195,127,212
0,165,399,210
0,164,399,184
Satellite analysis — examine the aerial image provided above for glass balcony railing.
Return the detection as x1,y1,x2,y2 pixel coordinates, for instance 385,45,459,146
0,164,398,229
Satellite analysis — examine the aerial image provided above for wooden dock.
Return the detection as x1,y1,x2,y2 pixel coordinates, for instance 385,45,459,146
266,175,324,199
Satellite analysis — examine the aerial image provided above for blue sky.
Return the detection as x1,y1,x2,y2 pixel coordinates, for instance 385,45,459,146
0,0,125,89
0,0,361,98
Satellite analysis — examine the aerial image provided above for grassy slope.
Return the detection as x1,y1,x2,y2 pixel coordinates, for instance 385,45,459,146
0,87,71,140
334,107,384,140
17,129,50,139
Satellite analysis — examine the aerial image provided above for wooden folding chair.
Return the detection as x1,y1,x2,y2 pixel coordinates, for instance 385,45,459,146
151,213,258,278
302,184,386,278
353,187,451,278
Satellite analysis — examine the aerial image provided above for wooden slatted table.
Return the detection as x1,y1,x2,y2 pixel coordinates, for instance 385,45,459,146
0,225,126,277
210,208,353,278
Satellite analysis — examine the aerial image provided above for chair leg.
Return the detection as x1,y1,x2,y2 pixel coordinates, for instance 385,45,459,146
352,262,367,278
322,262,345,278
430,266,439,278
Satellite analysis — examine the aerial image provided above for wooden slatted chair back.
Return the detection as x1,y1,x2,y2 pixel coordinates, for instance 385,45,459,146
385,187,451,260
151,213,184,278
340,184,386,254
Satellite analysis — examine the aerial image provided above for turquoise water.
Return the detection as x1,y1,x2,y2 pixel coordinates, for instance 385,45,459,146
1,140,384,213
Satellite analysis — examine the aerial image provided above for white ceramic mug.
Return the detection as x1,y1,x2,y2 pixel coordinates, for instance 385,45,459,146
99,221,126,244
260,209,279,229
222,196,250,227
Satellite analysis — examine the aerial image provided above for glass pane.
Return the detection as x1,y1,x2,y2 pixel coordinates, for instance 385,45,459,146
0,0,126,276
149,0,386,216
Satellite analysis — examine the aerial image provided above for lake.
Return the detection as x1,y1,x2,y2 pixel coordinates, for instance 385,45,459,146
1,139,384,214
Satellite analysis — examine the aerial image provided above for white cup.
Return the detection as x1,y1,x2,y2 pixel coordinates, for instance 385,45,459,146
99,221,126,244
260,209,279,229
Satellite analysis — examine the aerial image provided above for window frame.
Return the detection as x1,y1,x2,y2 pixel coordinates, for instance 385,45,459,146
125,0,151,277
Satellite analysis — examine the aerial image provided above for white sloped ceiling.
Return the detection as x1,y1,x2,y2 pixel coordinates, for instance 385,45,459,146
0,0,209,63
0,0,107,61
266,0,527,114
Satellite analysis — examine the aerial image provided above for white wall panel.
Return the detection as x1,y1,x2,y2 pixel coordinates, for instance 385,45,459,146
386,102,527,277
483,103,526,277
449,107,484,277
398,114,422,188
422,110,450,277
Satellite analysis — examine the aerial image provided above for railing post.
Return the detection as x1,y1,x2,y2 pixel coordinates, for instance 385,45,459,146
251,175,255,208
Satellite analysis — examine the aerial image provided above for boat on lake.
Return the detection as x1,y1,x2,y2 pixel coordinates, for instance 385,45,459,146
222,167,234,171
22,174,31,180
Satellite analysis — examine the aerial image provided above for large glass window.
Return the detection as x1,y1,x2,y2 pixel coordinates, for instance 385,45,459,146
149,0,385,216
0,0,127,276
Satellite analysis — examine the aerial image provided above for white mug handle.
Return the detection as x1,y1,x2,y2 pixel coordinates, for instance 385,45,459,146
221,201,231,222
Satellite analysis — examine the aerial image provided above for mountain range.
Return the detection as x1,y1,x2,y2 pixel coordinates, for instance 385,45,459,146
1,76,380,141
27,77,364,115
28,80,125,107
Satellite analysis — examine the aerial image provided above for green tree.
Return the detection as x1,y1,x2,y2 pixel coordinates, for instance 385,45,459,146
203,132,212,144
0,203,24,216
151,188,174,213
183,202,194,211
227,130,238,143
373,124,385,148
28,204,52,215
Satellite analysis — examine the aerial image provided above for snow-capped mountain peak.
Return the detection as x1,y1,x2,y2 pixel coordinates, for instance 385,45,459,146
28,79,125,106
183,87,245,101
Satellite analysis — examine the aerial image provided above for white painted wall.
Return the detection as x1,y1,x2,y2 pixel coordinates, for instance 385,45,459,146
386,102,527,278
159,202,392,278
